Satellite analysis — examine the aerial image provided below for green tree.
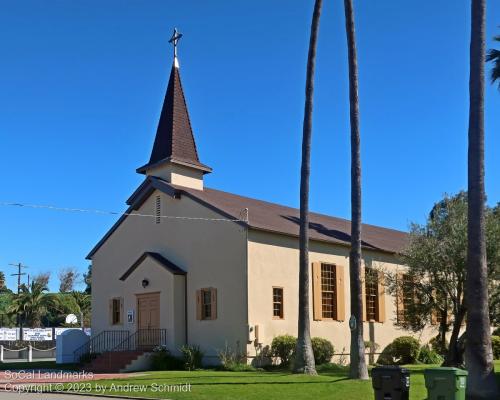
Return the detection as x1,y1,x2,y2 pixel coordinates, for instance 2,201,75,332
388,193,498,367
294,0,323,375
465,1,498,396
343,0,368,380
8,281,58,327
486,30,499,89
83,264,92,294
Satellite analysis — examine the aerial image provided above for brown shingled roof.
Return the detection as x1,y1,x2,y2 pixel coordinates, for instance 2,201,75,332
137,62,211,173
87,178,408,259
176,183,408,254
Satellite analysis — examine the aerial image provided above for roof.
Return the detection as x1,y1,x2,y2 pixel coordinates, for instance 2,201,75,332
177,183,408,254
137,62,211,174
119,251,186,281
87,177,408,259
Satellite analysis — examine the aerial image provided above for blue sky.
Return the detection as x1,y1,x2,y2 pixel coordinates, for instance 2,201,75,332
0,1,499,292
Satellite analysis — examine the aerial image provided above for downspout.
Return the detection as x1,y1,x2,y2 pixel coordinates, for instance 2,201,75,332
184,274,188,345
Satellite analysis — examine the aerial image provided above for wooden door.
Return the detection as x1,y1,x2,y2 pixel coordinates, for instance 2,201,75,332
136,292,161,349
137,292,160,329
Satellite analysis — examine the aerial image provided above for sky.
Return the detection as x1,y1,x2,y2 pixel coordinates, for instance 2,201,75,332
0,1,499,292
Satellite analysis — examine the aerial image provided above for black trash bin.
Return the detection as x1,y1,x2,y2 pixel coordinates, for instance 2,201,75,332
372,365,410,400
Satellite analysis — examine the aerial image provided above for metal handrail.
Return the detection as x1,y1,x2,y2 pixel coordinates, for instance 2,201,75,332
74,330,129,364
110,328,167,352
103,329,167,369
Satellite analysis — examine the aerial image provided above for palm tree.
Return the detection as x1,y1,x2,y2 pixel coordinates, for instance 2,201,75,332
8,281,58,327
293,0,323,375
486,31,499,89
344,0,368,380
465,0,499,398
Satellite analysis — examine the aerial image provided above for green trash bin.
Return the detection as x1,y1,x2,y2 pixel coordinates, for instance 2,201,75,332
424,367,468,400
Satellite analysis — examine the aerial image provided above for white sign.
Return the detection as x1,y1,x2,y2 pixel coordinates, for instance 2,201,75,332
23,328,53,341
0,328,19,341
127,310,134,324
83,328,91,336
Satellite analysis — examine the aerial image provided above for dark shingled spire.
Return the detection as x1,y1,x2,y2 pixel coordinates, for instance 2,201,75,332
137,61,211,174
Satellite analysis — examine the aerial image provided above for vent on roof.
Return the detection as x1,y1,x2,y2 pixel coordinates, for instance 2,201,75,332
155,195,161,224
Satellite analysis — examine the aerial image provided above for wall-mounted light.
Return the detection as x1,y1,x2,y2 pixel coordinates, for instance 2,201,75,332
142,278,149,288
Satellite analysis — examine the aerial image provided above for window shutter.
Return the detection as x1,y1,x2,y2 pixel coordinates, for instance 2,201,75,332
210,288,217,320
396,272,405,324
377,271,385,323
361,267,367,322
335,265,345,321
312,262,322,321
109,299,114,325
196,290,202,320
118,297,124,325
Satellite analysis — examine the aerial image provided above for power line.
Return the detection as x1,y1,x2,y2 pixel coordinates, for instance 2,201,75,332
0,202,249,223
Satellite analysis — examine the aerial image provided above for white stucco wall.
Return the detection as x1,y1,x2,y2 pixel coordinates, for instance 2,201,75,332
246,229,438,360
91,188,248,359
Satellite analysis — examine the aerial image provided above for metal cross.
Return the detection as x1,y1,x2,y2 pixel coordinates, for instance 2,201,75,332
169,28,183,58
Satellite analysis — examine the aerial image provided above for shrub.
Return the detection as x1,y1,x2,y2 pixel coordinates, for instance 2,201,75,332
429,336,449,356
253,344,272,368
180,344,204,370
151,346,183,370
217,341,248,371
377,336,420,365
492,336,500,360
271,335,297,366
492,327,500,336
311,337,334,365
417,344,444,365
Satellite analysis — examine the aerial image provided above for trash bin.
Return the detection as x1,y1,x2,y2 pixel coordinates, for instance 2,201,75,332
424,367,468,400
372,365,410,400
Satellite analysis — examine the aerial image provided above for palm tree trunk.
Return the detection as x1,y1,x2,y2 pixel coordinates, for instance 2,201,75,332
344,0,368,380
465,0,499,398
293,0,323,375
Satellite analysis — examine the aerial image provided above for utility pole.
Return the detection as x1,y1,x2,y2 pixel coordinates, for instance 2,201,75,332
9,263,28,294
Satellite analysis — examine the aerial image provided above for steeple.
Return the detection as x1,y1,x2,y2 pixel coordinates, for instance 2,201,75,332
137,29,211,190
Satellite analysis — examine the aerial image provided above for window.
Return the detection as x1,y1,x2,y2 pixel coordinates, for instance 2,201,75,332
196,288,217,320
397,273,415,324
312,262,345,321
365,268,379,321
110,297,122,325
155,195,161,224
321,264,336,319
273,287,284,319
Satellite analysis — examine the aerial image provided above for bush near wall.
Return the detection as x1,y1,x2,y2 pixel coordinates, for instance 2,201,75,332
377,336,420,365
271,335,297,367
417,344,444,364
492,336,500,360
311,337,335,365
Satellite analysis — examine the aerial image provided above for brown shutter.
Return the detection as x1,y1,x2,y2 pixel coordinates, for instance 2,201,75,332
196,290,202,320
109,299,114,325
396,273,405,324
361,267,367,322
312,262,323,321
335,265,345,321
211,288,217,320
118,297,124,325
377,271,386,323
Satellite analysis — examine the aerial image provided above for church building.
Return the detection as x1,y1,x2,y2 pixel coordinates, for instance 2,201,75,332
87,33,436,367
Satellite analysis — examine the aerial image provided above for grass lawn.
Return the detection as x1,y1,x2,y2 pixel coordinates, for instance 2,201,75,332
60,361,500,400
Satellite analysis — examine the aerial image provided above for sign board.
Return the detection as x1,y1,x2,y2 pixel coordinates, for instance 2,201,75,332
22,328,53,341
127,310,134,324
0,328,19,341
83,328,91,336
